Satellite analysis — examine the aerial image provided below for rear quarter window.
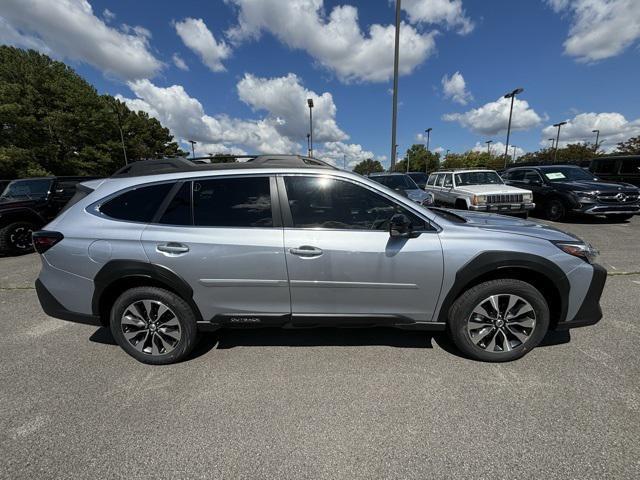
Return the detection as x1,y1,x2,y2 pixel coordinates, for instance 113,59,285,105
100,183,173,222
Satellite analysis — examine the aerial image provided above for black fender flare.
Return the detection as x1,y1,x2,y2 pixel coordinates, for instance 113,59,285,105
0,207,45,227
92,260,203,321
436,251,570,324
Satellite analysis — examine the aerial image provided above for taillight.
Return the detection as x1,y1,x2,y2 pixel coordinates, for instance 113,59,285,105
32,231,64,254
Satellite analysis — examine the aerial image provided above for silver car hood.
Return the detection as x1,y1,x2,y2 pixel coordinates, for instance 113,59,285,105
453,210,580,242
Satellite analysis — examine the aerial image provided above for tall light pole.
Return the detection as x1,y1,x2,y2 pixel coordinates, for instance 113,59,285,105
307,98,314,157
424,127,432,174
306,133,311,156
390,0,402,169
511,145,517,162
553,121,567,163
503,87,524,168
486,140,493,156
188,139,197,159
592,129,600,152
548,138,555,149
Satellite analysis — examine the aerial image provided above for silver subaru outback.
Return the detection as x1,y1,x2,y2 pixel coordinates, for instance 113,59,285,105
33,155,606,364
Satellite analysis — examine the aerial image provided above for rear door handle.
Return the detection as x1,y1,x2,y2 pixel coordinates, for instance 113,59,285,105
157,243,189,254
289,246,323,257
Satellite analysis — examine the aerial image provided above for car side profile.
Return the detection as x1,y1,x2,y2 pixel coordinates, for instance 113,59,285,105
34,156,606,364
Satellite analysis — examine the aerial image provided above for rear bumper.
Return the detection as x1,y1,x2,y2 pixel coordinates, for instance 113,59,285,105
554,263,607,330
35,279,102,326
469,203,535,213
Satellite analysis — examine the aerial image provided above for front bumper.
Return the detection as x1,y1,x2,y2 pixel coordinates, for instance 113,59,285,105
554,263,607,330
573,203,640,215
469,202,535,214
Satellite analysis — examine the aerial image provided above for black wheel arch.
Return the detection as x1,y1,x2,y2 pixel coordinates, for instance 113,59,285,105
92,260,204,325
437,251,569,328
0,208,45,228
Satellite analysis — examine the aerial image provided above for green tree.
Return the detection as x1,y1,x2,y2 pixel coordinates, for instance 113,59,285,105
393,144,440,173
0,46,185,178
353,158,384,176
517,143,599,165
616,136,640,155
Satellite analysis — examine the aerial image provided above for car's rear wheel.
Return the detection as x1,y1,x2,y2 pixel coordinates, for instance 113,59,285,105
543,198,566,221
110,287,199,365
605,214,634,222
0,221,36,255
448,279,550,362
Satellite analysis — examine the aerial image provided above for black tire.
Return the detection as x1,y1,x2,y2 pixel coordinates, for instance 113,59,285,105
543,198,566,221
110,287,199,365
454,199,468,210
0,221,36,255
605,214,634,222
447,279,550,362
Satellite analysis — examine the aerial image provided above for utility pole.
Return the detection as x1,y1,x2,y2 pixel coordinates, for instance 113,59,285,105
307,98,314,157
553,121,567,163
592,129,600,152
486,140,493,156
306,133,311,156
343,154,346,170
511,145,517,162
548,138,555,149
424,127,432,174
390,0,402,169
503,87,524,168
188,140,197,159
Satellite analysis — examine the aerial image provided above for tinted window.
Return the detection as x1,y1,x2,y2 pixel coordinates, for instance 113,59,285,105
620,158,640,174
504,170,526,181
524,170,543,182
372,175,418,190
540,166,596,182
284,176,427,230
1,179,52,200
193,177,272,228
427,174,437,186
159,182,192,225
592,159,617,174
101,183,173,222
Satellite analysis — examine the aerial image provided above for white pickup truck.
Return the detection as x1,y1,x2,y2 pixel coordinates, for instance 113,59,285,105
425,169,535,217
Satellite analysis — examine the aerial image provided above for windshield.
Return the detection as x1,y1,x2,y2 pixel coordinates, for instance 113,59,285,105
0,179,52,200
372,175,419,190
454,171,503,186
540,167,597,182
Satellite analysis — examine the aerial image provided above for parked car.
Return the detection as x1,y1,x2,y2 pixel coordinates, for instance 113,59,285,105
34,156,605,364
0,176,96,254
369,173,433,205
589,155,640,187
425,169,535,218
0,180,11,193
407,172,429,189
502,165,640,221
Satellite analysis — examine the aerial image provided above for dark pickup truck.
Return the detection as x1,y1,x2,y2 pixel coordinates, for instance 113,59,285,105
0,176,95,254
502,164,640,221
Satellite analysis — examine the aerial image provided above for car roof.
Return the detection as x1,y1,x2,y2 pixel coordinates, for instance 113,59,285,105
111,155,336,178
434,169,496,173
368,172,407,177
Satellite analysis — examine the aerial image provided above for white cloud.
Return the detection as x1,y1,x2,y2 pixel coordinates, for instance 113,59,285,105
172,53,189,71
546,0,640,62
174,17,231,72
237,73,347,143
471,141,525,159
225,0,436,83
317,141,380,169
402,0,474,34
102,8,115,22
191,142,247,157
441,71,472,105
541,112,640,151
0,0,162,80
118,80,297,154
443,96,543,135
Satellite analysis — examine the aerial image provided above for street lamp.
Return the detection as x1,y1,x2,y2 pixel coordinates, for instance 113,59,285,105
307,98,314,157
188,139,197,159
503,87,524,168
548,138,555,149
511,145,517,162
592,129,600,152
424,128,432,174
553,121,567,163
390,0,402,169
486,140,493,156
306,133,311,157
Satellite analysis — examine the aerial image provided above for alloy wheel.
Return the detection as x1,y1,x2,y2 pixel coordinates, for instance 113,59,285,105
10,226,33,251
121,300,182,356
467,294,536,353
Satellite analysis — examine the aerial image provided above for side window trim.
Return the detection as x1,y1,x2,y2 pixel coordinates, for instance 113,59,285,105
277,173,439,232
152,181,188,224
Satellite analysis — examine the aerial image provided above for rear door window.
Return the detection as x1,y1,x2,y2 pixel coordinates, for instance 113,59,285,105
159,182,192,225
100,183,173,222
193,176,273,228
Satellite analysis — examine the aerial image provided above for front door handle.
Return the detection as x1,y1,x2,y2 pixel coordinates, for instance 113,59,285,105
289,246,323,257
157,243,189,254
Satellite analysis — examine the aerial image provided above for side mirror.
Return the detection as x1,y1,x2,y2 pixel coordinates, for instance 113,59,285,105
389,213,413,238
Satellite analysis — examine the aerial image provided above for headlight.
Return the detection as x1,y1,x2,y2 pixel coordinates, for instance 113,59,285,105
422,193,434,206
522,192,533,202
572,190,598,199
472,194,487,205
552,241,598,263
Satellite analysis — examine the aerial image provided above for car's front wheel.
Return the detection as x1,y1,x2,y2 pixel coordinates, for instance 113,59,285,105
110,287,199,365
448,279,550,362
543,198,566,221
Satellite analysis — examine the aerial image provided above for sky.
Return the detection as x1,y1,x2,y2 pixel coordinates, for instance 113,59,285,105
1,0,640,168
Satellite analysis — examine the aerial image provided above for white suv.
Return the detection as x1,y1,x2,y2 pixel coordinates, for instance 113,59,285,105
426,169,534,217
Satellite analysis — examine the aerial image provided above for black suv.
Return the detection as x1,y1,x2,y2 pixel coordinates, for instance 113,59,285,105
0,176,95,254
502,165,640,221
589,156,640,187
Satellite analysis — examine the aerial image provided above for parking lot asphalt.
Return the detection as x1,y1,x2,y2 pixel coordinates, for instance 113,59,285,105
1,216,639,479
